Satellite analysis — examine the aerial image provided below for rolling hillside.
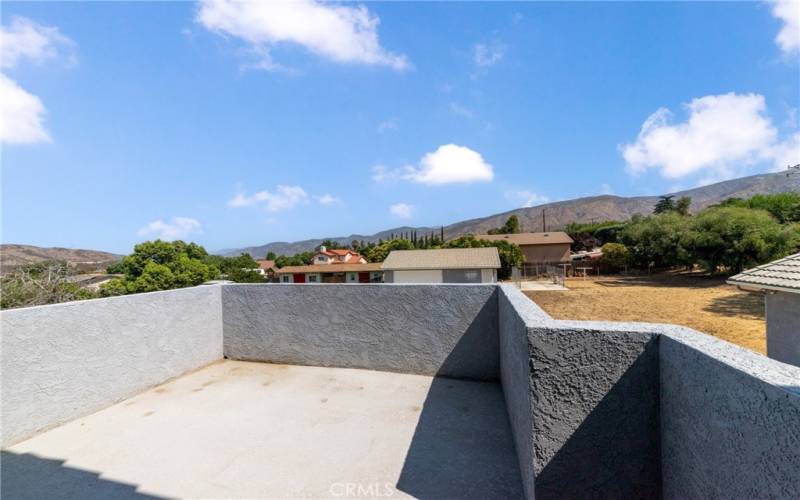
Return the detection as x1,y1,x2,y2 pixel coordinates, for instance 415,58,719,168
221,171,800,257
0,244,122,272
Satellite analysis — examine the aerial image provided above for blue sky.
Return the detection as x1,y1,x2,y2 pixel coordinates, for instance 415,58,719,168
1,1,798,254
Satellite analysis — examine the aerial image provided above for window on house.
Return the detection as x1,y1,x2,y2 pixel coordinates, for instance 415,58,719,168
281,276,290,283
308,275,318,282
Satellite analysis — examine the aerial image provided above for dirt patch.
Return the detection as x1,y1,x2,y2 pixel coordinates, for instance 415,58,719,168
525,274,766,354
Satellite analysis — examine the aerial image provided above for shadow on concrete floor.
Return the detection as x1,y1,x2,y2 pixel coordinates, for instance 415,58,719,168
397,292,523,499
703,293,764,320
395,377,523,499
1,451,164,500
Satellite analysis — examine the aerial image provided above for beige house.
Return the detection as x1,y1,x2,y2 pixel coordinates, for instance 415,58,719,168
475,232,573,265
382,248,500,283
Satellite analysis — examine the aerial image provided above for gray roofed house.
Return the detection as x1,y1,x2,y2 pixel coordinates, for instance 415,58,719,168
474,232,574,265
382,247,501,283
728,252,800,368
727,252,800,294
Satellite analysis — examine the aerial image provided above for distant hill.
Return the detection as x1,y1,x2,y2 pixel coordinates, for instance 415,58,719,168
0,244,122,272
220,171,800,258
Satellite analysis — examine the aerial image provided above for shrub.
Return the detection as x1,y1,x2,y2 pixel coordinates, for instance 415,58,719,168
686,206,798,274
599,243,629,271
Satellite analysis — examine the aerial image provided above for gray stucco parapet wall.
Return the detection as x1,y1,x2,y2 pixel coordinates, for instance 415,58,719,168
2,283,799,499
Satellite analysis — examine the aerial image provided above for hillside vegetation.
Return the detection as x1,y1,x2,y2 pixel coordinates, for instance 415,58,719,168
569,193,800,274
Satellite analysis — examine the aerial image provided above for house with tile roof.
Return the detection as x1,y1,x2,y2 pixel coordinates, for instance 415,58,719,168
276,262,383,284
254,260,278,281
728,252,800,368
312,246,367,265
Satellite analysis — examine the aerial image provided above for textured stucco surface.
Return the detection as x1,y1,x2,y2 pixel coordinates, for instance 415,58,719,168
222,284,500,380
660,327,800,498
498,285,551,500
1,286,223,447
766,291,800,367
530,324,661,499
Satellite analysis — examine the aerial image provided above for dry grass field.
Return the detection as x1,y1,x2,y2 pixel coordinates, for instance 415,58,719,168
525,273,767,354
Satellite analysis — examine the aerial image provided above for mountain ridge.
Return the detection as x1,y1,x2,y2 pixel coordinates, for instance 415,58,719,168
0,244,122,272
219,171,800,258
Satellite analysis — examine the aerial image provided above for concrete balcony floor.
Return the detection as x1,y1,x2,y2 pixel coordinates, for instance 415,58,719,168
2,360,523,499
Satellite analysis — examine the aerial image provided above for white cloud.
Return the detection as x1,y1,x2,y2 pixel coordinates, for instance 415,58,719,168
621,93,783,180
771,131,800,170
406,144,494,185
373,144,495,186
372,165,394,183
449,102,474,119
377,118,397,133
600,183,614,195
372,164,415,183
228,185,310,212
771,0,800,55
315,193,342,206
196,0,409,71
0,17,74,145
137,217,202,241
0,16,75,69
473,42,505,68
390,202,413,218
0,73,49,144
505,189,549,208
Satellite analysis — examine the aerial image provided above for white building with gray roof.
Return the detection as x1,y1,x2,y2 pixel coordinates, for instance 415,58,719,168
728,252,800,367
382,247,501,283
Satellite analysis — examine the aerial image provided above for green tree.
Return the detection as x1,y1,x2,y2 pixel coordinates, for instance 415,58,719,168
620,213,692,269
488,215,522,234
265,251,277,260
100,240,219,295
274,251,315,268
675,196,692,216
565,220,626,251
599,243,629,272
687,206,798,274
106,260,126,274
319,240,344,250
98,278,127,297
363,238,414,262
653,195,676,214
128,261,176,292
719,193,800,224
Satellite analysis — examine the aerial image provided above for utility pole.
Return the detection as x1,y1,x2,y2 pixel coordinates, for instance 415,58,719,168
542,209,546,232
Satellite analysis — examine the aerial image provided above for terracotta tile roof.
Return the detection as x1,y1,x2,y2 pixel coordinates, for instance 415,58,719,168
255,260,277,270
727,252,800,294
381,248,501,270
276,263,383,274
473,232,574,245
319,249,361,257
